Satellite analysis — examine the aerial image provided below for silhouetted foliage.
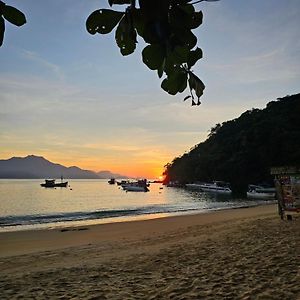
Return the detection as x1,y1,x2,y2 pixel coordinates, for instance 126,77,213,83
86,0,219,105
0,0,218,105
164,93,300,193
0,1,26,46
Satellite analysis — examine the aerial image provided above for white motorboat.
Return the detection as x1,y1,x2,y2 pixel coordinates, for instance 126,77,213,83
186,181,232,194
122,184,149,192
122,179,149,192
247,185,275,199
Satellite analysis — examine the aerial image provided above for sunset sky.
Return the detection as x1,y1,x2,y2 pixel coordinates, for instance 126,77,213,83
1,0,300,178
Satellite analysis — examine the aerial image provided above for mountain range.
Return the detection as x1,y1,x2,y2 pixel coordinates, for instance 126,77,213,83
0,155,127,179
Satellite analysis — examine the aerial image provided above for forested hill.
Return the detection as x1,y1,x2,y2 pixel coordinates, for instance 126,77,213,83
164,93,300,193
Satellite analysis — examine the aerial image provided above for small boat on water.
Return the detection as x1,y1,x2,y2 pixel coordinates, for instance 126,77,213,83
186,181,232,194
166,181,184,188
40,177,68,188
108,178,115,184
117,180,130,186
247,184,275,199
121,179,149,192
123,184,149,192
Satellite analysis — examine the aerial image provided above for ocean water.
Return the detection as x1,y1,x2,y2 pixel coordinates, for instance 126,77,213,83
0,179,274,232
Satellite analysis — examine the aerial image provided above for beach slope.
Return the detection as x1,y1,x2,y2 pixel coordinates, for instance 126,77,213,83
0,204,299,299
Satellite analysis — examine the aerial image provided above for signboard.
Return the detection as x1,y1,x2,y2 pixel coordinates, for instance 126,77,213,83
272,167,300,218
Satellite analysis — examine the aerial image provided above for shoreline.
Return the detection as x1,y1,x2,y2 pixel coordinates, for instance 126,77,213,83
0,200,276,233
1,203,299,299
0,203,277,257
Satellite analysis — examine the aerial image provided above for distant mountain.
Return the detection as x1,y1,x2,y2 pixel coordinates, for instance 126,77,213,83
96,170,128,179
0,155,126,179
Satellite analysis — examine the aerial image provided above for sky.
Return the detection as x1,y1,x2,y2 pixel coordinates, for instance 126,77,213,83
0,0,300,178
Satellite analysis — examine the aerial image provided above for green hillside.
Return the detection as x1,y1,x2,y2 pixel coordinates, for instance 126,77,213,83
164,93,300,193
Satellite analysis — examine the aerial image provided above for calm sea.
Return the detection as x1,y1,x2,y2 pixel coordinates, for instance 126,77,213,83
0,179,274,232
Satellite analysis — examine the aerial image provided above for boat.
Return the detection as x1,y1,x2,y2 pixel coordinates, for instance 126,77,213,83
117,180,130,186
123,184,149,192
40,177,68,188
247,184,275,199
108,178,115,184
166,181,184,187
186,181,232,194
122,179,149,192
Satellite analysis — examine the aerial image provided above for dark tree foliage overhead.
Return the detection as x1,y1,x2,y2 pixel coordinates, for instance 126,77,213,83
163,93,300,193
0,1,26,46
86,0,219,106
0,0,218,105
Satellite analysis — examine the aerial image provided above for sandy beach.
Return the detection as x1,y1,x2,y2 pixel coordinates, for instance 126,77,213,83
0,204,299,299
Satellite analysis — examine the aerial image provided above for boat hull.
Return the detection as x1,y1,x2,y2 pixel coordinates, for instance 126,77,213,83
247,184,275,199
186,183,232,194
40,181,68,188
247,192,275,199
122,184,149,192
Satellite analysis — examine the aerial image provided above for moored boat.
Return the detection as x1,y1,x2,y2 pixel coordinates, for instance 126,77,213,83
123,184,149,192
186,181,232,194
247,184,275,199
122,179,149,192
166,181,184,188
40,178,68,188
108,178,115,184
117,180,130,186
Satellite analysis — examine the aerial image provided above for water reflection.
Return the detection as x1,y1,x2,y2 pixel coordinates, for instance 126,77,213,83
0,179,275,231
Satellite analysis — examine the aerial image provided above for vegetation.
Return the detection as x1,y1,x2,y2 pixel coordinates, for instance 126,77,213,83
1,0,219,105
86,0,218,105
163,93,300,193
0,1,26,46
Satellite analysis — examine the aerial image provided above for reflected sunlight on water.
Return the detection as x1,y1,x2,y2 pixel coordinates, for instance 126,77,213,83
0,179,274,231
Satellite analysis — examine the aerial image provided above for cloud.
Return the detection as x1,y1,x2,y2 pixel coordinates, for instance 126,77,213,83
21,50,65,80
199,0,300,87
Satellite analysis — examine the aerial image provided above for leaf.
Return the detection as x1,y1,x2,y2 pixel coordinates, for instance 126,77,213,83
142,44,165,70
170,5,202,30
169,45,190,65
188,71,205,100
180,4,195,15
157,58,165,78
187,47,203,68
115,14,137,56
183,95,191,101
169,6,190,29
131,8,145,37
188,11,203,29
0,1,5,14
161,69,187,95
0,16,4,47
161,78,177,95
86,9,124,35
142,20,169,44
108,0,131,7
2,5,26,27
172,28,197,49
172,0,192,4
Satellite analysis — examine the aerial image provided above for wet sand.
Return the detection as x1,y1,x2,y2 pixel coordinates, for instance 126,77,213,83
0,204,299,299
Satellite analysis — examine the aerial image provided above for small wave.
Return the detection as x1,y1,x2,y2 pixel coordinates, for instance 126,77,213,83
0,200,274,228
0,205,199,227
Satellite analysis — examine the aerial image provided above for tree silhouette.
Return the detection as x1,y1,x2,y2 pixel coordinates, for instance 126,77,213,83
0,1,26,46
164,94,300,192
86,0,219,105
0,0,219,105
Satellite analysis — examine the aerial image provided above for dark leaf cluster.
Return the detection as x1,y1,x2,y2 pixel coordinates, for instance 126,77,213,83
86,0,216,105
0,1,26,47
